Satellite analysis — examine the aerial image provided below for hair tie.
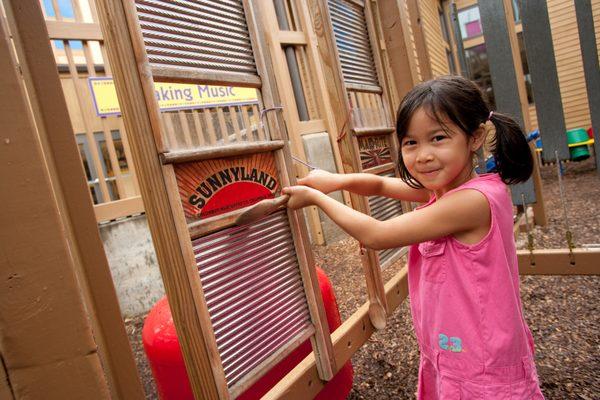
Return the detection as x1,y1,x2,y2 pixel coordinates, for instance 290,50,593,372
487,111,494,121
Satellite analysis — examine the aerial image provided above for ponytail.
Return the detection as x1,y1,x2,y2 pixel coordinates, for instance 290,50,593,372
489,112,533,184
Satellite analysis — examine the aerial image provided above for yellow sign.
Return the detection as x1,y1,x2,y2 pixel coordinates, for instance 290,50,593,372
88,77,259,116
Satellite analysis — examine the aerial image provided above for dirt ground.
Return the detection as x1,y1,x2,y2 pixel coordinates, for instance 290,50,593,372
126,158,599,399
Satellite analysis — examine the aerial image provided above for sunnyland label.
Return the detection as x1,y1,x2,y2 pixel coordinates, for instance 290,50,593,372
174,153,279,221
88,77,259,116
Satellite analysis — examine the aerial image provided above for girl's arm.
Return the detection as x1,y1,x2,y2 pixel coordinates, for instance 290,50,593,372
283,185,490,249
298,169,430,203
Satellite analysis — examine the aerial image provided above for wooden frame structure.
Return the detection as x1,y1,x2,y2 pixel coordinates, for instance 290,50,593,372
305,0,414,330
94,0,337,398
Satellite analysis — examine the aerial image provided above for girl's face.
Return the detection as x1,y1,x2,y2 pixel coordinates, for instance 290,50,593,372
401,107,479,197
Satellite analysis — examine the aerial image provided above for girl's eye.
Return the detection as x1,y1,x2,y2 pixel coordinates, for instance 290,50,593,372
432,135,446,142
402,140,416,147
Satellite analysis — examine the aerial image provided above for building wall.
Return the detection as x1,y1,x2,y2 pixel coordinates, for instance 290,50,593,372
548,0,594,130
405,0,424,81
420,0,451,77
449,0,600,132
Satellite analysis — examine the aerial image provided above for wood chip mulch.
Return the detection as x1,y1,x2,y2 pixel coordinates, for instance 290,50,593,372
127,158,599,399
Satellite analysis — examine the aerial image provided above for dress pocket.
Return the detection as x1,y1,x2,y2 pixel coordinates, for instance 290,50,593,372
418,240,448,283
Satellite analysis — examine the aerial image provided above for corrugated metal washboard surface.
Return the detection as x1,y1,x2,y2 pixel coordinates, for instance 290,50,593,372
193,210,312,387
135,0,257,76
368,172,404,267
328,0,379,87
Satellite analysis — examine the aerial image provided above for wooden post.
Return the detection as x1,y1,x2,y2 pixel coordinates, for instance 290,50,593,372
94,0,229,398
406,0,433,81
0,14,110,398
377,0,421,101
3,1,146,398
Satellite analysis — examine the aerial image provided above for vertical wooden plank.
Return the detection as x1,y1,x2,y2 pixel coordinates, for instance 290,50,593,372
376,0,421,100
51,0,63,20
241,105,253,141
64,40,112,201
163,112,179,149
230,106,243,142
118,118,141,195
178,111,194,148
94,0,230,398
203,108,220,144
363,0,398,131
349,91,362,128
252,104,266,140
191,110,207,146
215,107,230,143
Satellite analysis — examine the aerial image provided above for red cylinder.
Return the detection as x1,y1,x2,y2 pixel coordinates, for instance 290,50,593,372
143,267,353,400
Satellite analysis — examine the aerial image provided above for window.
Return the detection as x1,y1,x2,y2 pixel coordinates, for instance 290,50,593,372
465,44,496,108
459,4,533,107
457,6,482,39
76,130,132,204
512,0,521,23
439,3,457,74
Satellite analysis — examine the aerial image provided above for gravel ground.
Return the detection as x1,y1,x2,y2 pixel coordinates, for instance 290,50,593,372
127,158,599,399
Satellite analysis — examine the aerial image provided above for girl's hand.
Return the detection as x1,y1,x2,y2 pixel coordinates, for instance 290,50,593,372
282,185,321,210
297,169,340,194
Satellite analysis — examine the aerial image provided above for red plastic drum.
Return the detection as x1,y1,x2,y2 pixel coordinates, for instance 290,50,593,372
143,267,353,400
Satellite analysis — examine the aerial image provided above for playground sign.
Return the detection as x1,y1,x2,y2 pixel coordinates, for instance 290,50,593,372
88,77,259,117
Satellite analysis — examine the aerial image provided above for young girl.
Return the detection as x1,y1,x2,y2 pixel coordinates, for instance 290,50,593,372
283,76,545,399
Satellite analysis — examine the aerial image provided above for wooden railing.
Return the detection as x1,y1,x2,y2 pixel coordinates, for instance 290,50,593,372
41,0,143,222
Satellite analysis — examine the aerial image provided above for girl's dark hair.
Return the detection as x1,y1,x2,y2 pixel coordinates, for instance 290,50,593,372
395,75,533,188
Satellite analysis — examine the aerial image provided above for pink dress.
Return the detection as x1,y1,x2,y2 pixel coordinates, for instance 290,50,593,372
408,174,545,399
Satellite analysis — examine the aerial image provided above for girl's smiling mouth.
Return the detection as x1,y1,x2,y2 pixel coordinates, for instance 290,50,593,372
419,168,441,176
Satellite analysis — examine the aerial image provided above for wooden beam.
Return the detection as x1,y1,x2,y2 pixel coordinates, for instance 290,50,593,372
160,141,285,164
45,20,103,40
518,248,600,275
151,66,262,88
93,196,144,222
4,1,145,399
278,30,307,45
263,266,409,400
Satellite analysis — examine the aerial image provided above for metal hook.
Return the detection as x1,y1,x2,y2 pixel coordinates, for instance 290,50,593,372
259,105,284,127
